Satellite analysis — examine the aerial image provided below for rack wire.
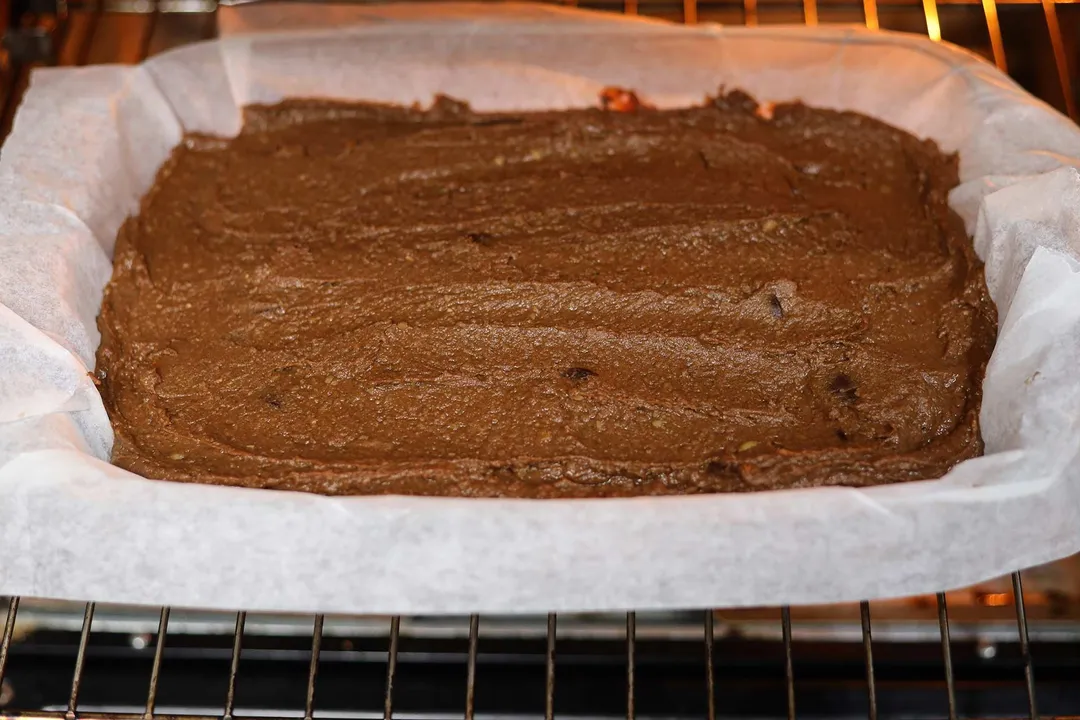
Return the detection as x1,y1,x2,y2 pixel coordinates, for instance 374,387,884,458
0,0,1076,717
0,0,1077,133
0,578,1050,719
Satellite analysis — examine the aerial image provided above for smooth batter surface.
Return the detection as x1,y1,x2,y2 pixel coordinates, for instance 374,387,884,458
95,92,997,497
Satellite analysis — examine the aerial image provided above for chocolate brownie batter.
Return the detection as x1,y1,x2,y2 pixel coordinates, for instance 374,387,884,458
95,91,997,497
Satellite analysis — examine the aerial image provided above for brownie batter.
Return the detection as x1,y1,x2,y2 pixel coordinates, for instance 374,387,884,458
95,91,997,497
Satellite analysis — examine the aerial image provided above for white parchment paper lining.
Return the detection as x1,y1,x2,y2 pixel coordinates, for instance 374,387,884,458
1,3,1079,614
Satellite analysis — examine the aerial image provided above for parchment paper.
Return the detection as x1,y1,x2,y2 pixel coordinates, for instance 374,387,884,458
1,3,1080,615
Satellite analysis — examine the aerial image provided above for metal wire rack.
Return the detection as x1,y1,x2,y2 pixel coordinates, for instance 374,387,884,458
0,0,1078,717
0,581,1064,720
0,0,1078,130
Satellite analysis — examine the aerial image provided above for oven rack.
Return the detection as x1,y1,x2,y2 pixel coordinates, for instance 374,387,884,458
0,0,1077,135
0,578,1066,720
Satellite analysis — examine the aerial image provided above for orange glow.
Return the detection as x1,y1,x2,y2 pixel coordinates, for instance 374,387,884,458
744,0,758,26
923,0,942,41
863,0,879,30
980,593,1010,607
983,0,1008,72
683,0,698,23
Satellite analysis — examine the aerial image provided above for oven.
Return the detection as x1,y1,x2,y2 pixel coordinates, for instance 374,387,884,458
1,1,1078,717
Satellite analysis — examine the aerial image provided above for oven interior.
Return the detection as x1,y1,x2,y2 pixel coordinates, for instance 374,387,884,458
1,0,1079,717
